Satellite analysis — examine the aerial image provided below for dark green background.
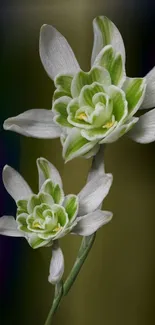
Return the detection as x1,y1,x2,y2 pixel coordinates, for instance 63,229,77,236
1,0,155,324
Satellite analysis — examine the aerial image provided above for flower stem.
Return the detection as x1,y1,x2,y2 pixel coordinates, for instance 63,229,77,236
44,233,96,325
44,281,63,325
63,233,96,295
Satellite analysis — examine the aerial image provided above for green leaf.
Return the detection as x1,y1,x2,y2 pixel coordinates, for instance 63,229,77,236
71,66,111,98
54,74,73,94
63,194,79,223
108,85,128,123
123,77,146,118
62,128,98,162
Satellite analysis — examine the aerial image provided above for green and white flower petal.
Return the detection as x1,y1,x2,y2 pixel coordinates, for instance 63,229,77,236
0,216,24,237
27,193,54,214
141,67,155,109
72,210,113,236
128,108,155,143
53,96,71,116
91,16,125,66
123,77,146,119
17,199,28,215
100,117,139,143
110,53,125,87
79,82,105,107
17,213,30,233
39,24,80,80
37,157,63,190
62,128,97,162
54,74,73,94
108,85,128,124
2,165,32,202
82,143,100,159
81,121,117,141
89,102,113,127
68,109,94,130
54,115,72,128
78,173,113,215
63,194,79,223
94,45,114,71
67,98,79,115
28,233,51,249
41,179,64,205
53,89,71,101
52,204,69,227
48,242,64,284
3,109,61,138
71,66,111,98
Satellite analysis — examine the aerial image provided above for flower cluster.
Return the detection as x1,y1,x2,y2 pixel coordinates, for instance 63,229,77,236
3,16,155,162
0,156,112,283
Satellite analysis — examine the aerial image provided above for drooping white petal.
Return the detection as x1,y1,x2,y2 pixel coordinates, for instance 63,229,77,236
78,173,113,216
91,16,125,66
39,24,80,80
72,210,113,236
48,242,64,284
2,165,32,202
141,67,155,109
3,109,61,138
0,216,24,237
37,157,63,190
128,108,155,143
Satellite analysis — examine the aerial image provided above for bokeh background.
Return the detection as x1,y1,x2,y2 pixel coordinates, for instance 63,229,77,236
1,0,155,324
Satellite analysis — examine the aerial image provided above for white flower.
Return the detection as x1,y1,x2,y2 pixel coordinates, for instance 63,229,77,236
4,16,155,161
0,156,113,284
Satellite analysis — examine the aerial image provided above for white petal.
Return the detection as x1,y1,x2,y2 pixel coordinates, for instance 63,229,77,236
91,16,125,66
48,242,64,284
87,146,105,182
37,157,63,190
72,210,113,236
141,67,155,109
39,24,80,80
2,165,32,202
3,109,61,139
128,108,155,143
78,173,113,216
0,216,24,237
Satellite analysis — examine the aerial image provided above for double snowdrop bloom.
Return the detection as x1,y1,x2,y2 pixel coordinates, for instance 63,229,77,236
4,16,155,161
0,156,112,283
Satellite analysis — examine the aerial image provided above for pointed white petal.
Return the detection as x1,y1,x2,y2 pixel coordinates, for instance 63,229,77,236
3,109,61,138
78,173,113,216
0,216,24,237
128,108,155,143
2,165,32,202
72,210,113,236
39,24,80,80
48,242,64,284
91,16,125,66
141,67,155,109
37,157,63,190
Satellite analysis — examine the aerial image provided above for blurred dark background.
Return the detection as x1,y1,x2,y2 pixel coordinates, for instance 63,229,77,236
0,0,155,324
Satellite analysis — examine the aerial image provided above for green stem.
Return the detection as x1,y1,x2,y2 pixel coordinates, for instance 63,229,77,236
63,233,96,295
44,281,63,325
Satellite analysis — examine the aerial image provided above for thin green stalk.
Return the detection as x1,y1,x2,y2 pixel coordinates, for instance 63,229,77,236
63,233,96,295
44,282,63,325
